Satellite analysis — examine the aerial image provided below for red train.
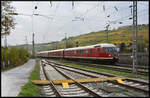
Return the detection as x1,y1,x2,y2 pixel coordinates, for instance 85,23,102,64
37,43,119,63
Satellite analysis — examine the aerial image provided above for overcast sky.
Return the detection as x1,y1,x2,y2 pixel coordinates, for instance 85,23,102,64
1,1,149,46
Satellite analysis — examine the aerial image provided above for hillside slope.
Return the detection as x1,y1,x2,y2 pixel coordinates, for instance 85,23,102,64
54,24,149,49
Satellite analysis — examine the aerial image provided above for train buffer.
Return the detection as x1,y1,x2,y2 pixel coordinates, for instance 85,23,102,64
32,77,126,88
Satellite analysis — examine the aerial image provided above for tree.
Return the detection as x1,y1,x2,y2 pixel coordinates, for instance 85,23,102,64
66,40,75,48
18,47,28,63
1,1,16,36
9,47,21,66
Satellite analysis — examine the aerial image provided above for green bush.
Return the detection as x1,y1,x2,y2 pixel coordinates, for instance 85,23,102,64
1,47,29,70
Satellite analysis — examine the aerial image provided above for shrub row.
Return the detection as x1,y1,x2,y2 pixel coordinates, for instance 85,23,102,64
1,47,29,70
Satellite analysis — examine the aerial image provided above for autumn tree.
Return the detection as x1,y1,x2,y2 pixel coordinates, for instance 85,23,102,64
1,1,16,36
18,47,29,63
9,47,22,66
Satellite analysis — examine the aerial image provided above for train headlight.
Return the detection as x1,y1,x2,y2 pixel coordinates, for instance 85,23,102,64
109,54,111,56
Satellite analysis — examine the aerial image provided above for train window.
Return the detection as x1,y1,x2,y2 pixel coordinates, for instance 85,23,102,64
80,50,82,54
109,48,113,52
82,50,84,54
103,48,105,51
86,50,88,54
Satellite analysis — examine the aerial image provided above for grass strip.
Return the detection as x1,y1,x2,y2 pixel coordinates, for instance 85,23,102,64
57,61,149,80
17,59,41,97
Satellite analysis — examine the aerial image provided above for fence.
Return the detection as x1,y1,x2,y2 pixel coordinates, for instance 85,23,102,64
118,52,149,66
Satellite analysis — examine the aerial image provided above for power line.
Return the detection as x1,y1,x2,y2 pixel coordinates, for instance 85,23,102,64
108,8,148,25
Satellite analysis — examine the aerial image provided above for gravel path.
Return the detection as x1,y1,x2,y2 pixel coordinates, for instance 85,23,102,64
1,59,35,97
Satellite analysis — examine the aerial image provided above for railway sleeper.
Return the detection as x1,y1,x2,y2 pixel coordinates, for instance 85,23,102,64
62,93,91,97
60,90,86,95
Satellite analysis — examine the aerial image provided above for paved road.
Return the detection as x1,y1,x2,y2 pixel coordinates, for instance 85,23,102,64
1,59,35,97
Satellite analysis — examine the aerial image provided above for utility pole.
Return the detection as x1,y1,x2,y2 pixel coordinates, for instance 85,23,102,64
106,24,110,43
31,6,37,59
25,36,28,51
4,16,7,48
132,1,138,77
32,33,35,58
65,33,67,49
4,35,7,48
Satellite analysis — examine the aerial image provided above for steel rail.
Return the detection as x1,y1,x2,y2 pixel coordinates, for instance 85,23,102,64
47,60,149,85
40,60,62,97
49,63,102,97
115,63,148,69
45,58,148,69
48,63,113,94
58,60,148,76
45,60,149,95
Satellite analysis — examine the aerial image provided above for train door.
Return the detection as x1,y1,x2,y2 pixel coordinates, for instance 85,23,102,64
63,50,64,58
102,47,107,57
92,48,97,57
95,48,100,57
89,48,93,57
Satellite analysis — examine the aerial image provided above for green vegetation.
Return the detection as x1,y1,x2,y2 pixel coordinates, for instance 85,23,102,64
57,61,149,80
17,59,41,97
1,47,29,71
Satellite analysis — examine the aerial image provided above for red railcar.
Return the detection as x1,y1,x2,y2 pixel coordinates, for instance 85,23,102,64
37,43,119,63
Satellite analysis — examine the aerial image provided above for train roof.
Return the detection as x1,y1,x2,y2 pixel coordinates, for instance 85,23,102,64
37,43,116,54
65,43,116,51
38,49,64,54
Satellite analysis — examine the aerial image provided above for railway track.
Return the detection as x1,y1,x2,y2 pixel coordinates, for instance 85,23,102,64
42,59,149,97
51,59,148,76
115,63,148,70
40,60,103,97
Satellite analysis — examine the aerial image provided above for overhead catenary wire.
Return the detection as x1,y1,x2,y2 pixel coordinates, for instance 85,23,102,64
53,2,148,36
28,2,149,44
109,8,148,25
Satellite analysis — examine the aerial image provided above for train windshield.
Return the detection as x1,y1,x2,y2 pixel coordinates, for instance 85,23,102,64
103,47,118,57
103,47,117,52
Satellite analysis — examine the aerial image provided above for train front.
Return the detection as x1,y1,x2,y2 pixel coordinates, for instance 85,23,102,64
102,44,119,63
111,47,119,62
